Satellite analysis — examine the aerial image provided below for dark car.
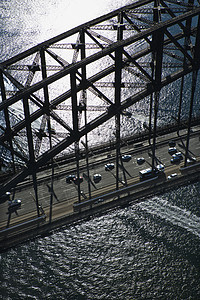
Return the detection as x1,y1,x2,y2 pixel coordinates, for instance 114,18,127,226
171,155,181,164
93,174,102,183
66,175,76,183
73,176,83,184
8,199,21,212
137,157,145,165
122,154,132,162
0,192,11,204
172,152,183,160
169,140,176,147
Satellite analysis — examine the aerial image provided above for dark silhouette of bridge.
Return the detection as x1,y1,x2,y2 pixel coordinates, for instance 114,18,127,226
0,0,200,217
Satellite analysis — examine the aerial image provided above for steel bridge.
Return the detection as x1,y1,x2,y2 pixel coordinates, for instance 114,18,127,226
0,0,200,214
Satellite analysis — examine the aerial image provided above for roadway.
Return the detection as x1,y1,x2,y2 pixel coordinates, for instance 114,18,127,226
0,125,200,230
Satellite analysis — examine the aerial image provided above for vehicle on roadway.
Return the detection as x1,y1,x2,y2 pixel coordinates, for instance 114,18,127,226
105,163,115,171
137,157,145,165
66,175,76,183
187,157,197,165
122,154,132,162
167,173,178,180
93,174,102,183
66,175,83,184
172,152,183,160
169,140,176,147
0,192,11,204
73,176,83,184
8,199,21,212
171,155,181,164
156,164,165,172
139,168,158,180
168,147,177,155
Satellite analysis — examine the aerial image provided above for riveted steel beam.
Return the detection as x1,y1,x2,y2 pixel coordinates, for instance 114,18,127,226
1,7,200,114
1,1,200,198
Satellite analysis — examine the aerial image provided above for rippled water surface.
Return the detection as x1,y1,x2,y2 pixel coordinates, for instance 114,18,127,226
1,0,200,299
1,183,200,299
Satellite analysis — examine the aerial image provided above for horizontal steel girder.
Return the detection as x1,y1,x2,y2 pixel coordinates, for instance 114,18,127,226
0,26,197,145
0,7,200,111
0,1,200,196
0,62,194,196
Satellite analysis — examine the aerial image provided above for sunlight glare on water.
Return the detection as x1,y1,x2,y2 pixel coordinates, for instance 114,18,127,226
1,0,200,298
1,0,133,59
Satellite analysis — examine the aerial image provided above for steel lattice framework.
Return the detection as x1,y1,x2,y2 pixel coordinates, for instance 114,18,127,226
1,0,200,205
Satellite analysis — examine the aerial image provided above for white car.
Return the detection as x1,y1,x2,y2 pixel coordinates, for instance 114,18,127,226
156,164,165,172
168,147,177,155
122,154,132,162
172,152,183,160
187,157,197,165
167,173,178,180
105,163,115,171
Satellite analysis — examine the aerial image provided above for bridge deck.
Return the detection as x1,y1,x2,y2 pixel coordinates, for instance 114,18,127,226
1,0,200,251
0,126,199,252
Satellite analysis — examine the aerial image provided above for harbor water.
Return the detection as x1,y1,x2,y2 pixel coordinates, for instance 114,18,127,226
1,0,200,299
1,183,200,299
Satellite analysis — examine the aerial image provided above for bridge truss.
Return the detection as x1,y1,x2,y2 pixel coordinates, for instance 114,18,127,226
0,0,200,215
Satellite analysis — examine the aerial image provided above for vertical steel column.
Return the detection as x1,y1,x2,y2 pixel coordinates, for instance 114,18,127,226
80,29,91,199
40,48,54,222
149,0,160,150
115,49,122,190
151,91,159,171
184,71,198,166
115,12,123,190
23,95,40,217
153,0,161,23
149,62,154,147
70,70,81,203
177,75,184,134
0,71,16,173
184,13,200,166
177,0,194,134
151,29,164,171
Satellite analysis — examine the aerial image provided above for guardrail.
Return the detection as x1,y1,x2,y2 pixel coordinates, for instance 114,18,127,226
0,215,46,237
73,176,159,211
180,162,200,172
